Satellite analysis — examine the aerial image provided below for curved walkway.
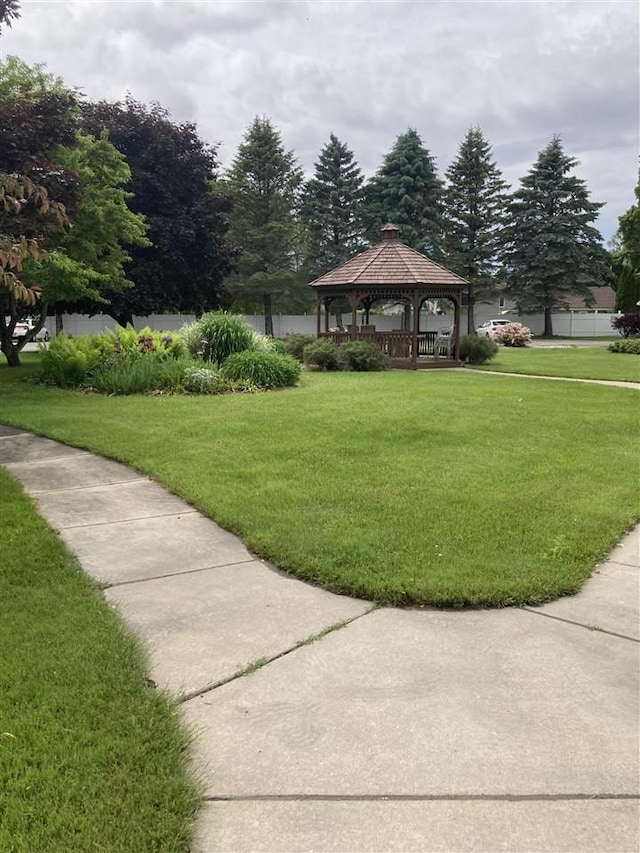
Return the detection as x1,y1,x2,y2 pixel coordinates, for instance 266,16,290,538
1,424,638,852
460,367,640,390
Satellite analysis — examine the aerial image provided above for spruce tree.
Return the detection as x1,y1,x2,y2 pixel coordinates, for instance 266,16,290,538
225,116,303,336
614,172,640,313
300,133,366,278
503,136,608,336
444,127,509,333
365,128,444,257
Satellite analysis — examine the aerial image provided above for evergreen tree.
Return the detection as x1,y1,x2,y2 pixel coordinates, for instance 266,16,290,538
614,171,640,313
443,127,509,333
225,116,303,336
300,133,366,277
365,128,444,257
503,136,608,336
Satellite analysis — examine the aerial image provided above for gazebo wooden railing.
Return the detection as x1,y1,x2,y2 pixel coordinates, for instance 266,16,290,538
320,330,439,359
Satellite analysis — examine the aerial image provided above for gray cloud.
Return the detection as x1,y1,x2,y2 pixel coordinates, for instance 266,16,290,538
5,0,638,238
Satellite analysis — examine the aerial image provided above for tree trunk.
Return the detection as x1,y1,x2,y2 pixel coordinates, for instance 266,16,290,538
111,311,134,329
263,292,274,337
544,307,554,337
55,312,64,335
467,290,476,335
1,341,21,367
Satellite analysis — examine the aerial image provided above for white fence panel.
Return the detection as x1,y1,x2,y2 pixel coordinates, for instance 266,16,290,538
48,310,621,339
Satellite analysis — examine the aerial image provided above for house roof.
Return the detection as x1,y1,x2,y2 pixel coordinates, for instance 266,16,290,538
309,223,468,289
563,287,616,311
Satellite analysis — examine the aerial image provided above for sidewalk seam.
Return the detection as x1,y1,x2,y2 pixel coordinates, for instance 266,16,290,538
179,605,378,704
27,478,148,494
53,509,200,530
104,558,258,589
520,606,639,643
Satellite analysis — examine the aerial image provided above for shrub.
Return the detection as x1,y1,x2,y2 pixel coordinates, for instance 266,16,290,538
612,312,640,338
188,312,256,365
281,333,316,361
107,325,187,360
89,355,165,395
249,329,277,353
220,350,301,389
39,334,105,386
459,335,498,364
608,338,640,354
337,341,390,371
178,320,205,357
493,322,532,347
182,365,221,394
303,338,341,371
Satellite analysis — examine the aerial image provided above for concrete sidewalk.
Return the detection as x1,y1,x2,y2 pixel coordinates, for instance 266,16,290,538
1,425,638,852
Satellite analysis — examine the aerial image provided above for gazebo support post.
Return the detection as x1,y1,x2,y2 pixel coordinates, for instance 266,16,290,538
324,298,331,333
316,298,322,337
454,298,461,361
349,294,358,340
411,291,419,369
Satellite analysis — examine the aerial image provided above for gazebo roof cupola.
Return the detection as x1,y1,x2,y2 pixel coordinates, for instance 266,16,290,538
380,222,400,242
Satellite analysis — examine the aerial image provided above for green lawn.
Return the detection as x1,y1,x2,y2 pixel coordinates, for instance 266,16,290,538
1,356,638,608
469,346,640,382
0,465,200,852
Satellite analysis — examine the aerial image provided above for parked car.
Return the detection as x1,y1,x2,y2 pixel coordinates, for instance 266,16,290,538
475,319,511,339
11,319,50,343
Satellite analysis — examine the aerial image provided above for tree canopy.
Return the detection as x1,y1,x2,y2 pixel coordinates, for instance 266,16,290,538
502,136,609,336
300,133,366,278
365,128,444,257
80,97,237,326
0,57,80,364
24,131,150,322
224,116,304,335
614,171,640,313
443,127,509,333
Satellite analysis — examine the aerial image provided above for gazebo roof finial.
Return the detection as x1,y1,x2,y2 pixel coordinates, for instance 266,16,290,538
380,222,400,242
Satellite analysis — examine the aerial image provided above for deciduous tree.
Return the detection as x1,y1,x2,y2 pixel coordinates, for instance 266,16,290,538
0,57,79,364
81,97,237,326
25,131,150,333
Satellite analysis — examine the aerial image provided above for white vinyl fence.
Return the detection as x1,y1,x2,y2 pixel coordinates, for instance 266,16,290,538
45,310,622,339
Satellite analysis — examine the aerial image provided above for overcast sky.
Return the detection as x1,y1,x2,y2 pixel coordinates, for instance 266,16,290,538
4,0,638,240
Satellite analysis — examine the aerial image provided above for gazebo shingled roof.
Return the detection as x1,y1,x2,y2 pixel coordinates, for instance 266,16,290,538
309,223,468,369
309,223,467,289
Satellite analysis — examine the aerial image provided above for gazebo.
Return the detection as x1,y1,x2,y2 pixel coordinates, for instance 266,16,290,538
309,223,468,369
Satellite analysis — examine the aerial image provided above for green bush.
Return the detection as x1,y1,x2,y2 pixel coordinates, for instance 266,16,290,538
182,365,221,394
220,350,300,389
39,334,106,386
185,312,256,365
608,338,640,354
89,355,165,395
178,320,204,357
107,325,187,360
337,341,390,371
303,338,341,371
281,333,316,361
40,326,188,393
459,335,499,364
